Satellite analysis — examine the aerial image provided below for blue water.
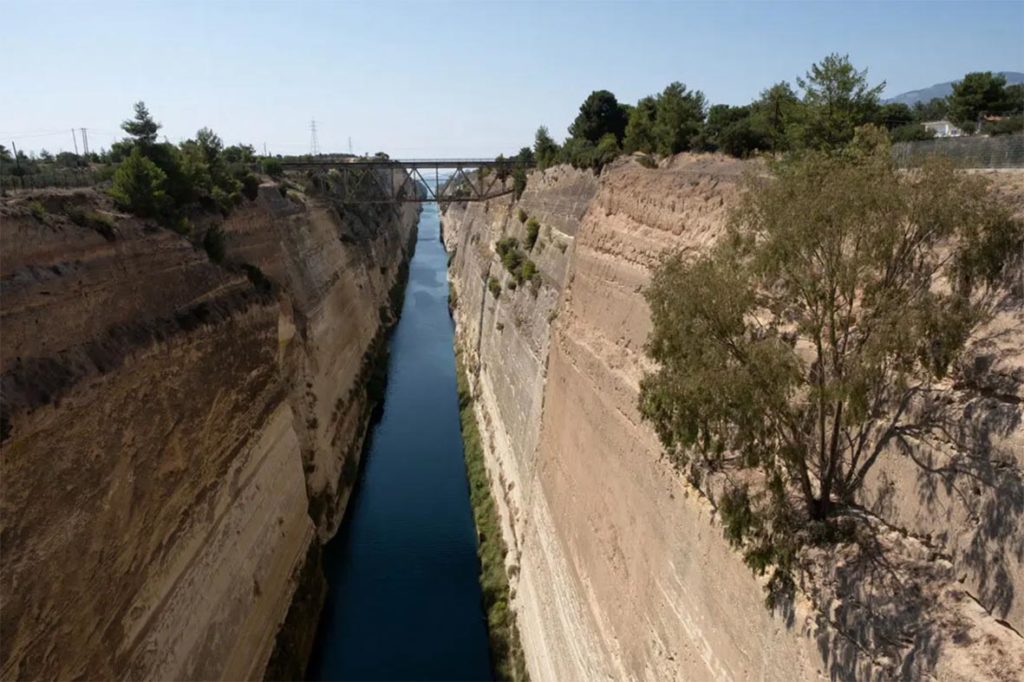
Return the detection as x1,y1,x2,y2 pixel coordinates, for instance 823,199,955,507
305,202,492,681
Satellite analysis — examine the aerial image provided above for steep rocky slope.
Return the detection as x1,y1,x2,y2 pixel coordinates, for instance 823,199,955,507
0,179,418,680
444,156,1024,681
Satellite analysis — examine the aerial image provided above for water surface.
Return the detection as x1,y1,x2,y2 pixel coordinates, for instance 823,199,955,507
306,202,492,681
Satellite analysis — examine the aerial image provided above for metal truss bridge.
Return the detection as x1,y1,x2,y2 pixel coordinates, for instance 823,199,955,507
278,157,531,203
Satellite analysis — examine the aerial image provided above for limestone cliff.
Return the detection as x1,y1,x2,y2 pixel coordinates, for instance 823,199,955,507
444,156,1024,681
0,178,418,680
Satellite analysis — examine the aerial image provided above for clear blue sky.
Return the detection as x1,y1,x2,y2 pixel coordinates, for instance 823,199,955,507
4,0,1022,157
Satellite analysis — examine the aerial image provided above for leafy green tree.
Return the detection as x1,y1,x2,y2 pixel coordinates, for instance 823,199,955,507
874,102,914,130
223,144,256,164
534,126,560,170
912,97,949,122
122,101,161,147
700,104,771,157
109,146,169,218
948,71,1011,131
640,140,1021,604
653,82,707,155
623,96,658,153
515,146,535,167
568,90,629,144
1005,83,1024,114
754,81,802,151
797,54,884,149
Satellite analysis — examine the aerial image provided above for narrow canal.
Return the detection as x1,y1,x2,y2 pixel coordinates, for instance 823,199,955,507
306,201,492,681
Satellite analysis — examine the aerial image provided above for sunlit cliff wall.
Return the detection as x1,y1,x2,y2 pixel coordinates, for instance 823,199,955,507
444,156,1024,681
0,179,418,681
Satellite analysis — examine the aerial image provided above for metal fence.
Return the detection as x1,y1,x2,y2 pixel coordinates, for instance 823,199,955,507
892,134,1024,169
0,170,102,191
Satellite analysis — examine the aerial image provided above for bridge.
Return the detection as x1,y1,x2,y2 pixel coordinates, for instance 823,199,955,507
278,157,531,203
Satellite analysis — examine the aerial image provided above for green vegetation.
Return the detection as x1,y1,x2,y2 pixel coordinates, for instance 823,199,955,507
509,56,1023,176
106,102,263,224
495,237,540,287
27,200,47,221
67,205,117,241
110,147,169,218
488,277,502,299
568,90,629,145
202,225,227,263
524,218,540,250
262,157,284,178
638,138,1022,606
517,208,528,223
454,352,529,682
948,71,1018,132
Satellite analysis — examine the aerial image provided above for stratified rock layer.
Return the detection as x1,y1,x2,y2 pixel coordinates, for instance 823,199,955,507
444,156,1024,681
0,183,418,680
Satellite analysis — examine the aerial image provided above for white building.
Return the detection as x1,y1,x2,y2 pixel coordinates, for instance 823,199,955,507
922,120,964,138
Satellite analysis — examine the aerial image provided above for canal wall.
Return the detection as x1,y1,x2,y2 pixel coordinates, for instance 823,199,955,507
443,155,1024,681
0,177,419,680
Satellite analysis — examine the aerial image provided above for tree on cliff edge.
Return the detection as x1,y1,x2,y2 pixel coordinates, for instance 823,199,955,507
122,101,161,147
639,132,1021,604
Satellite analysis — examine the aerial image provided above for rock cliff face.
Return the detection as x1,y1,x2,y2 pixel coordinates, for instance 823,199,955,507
0,180,418,680
444,156,1024,681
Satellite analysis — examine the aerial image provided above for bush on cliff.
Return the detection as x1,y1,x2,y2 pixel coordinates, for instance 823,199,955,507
639,136,1022,606
524,219,540,250
110,102,259,223
109,147,169,218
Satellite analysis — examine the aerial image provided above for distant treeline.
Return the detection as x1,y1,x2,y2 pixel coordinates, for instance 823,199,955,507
502,54,1024,173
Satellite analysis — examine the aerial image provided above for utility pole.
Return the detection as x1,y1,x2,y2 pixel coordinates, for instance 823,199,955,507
263,142,268,157
348,136,353,154
309,120,319,156
80,128,89,157
71,128,79,155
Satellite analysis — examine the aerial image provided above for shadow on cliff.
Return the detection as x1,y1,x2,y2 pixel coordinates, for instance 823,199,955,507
828,348,1024,680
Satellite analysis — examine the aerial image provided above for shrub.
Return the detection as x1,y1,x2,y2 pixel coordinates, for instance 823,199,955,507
636,154,657,169
109,147,169,218
67,206,116,241
512,167,527,200
519,259,538,283
488,277,502,299
27,201,46,221
262,158,283,178
202,225,227,263
524,218,540,250
517,208,528,223
242,263,273,294
240,172,261,200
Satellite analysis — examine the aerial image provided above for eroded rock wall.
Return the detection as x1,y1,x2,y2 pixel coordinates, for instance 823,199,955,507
0,181,418,681
444,156,1024,681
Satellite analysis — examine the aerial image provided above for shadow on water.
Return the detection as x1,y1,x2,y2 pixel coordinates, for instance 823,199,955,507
305,202,492,681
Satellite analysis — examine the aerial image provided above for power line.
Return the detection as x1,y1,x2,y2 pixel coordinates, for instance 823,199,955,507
80,128,89,156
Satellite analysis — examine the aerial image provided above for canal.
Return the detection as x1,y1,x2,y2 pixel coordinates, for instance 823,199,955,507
305,201,492,681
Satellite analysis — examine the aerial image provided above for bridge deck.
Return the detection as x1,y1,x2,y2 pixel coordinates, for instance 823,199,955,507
279,158,527,170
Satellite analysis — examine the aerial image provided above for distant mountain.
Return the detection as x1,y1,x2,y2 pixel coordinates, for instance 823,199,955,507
885,71,1024,106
